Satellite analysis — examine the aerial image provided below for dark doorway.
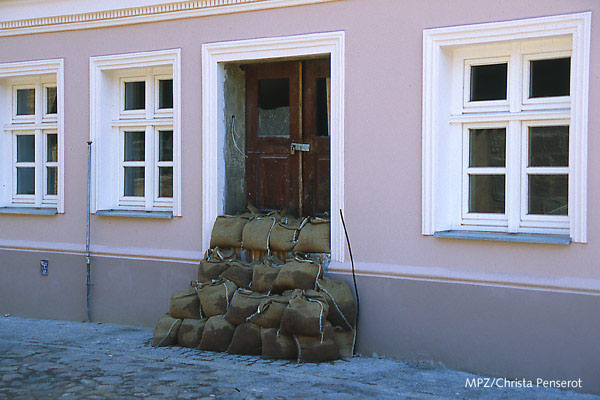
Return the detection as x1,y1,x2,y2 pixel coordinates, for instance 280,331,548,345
245,58,331,217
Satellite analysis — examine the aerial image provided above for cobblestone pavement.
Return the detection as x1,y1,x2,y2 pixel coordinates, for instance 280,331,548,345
0,316,598,400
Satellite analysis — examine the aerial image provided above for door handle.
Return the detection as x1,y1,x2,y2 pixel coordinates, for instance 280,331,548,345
290,142,310,154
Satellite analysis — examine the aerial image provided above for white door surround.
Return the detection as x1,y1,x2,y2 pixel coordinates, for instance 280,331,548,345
201,31,345,262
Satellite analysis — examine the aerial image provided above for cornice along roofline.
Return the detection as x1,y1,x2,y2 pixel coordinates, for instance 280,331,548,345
0,0,340,37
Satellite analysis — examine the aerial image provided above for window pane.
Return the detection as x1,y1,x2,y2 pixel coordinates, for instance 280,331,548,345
158,79,173,109
46,87,57,114
159,131,173,162
159,167,173,198
257,78,290,137
124,81,145,110
469,128,506,167
17,135,35,163
316,77,330,137
47,134,58,162
47,167,57,195
529,126,569,167
124,132,145,162
16,88,35,115
528,175,568,215
469,175,505,213
530,57,570,98
17,167,35,195
124,167,144,197
470,63,507,101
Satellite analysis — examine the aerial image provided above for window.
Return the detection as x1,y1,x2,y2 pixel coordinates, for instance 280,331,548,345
423,13,591,242
90,50,180,216
0,59,64,212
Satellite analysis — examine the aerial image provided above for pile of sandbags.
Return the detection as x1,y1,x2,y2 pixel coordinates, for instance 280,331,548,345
152,212,356,362
209,207,331,255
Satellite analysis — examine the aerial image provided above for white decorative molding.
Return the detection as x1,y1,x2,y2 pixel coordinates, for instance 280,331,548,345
202,31,346,262
422,12,591,242
328,261,600,296
0,0,341,37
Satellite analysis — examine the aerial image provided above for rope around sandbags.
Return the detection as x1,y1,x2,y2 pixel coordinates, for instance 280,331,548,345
316,281,353,331
155,319,180,348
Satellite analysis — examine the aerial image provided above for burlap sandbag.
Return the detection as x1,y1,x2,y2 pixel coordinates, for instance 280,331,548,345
294,322,340,363
177,318,207,348
270,260,322,293
251,264,281,293
224,289,269,325
197,248,236,283
270,217,304,252
198,279,238,317
210,215,250,248
152,314,182,347
334,326,355,358
247,293,291,328
261,328,297,360
169,287,202,319
242,215,279,251
220,261,254,289
280,290,329,337
316,277,356,330
227,322,262,355
198,315,236,352
293,217,330,254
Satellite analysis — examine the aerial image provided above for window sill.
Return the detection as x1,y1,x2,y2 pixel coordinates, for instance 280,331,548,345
0,207,58,216
95,209,173,219
434,230,571,245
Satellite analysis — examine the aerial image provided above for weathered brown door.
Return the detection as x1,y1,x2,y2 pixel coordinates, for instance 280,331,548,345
246,58,330,217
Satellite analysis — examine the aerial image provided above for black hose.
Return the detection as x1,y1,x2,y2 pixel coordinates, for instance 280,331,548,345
340,209,359,353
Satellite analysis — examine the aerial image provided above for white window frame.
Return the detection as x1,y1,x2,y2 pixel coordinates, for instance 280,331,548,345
89,49,181,216
0,59,64,212
422,12,591,242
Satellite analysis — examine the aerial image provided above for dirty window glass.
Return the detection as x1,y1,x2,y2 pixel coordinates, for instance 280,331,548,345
530,58,570,98
257,78,290,137
470,63,507,102
124,81,145,110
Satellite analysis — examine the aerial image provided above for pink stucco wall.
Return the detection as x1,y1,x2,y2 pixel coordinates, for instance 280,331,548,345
1,0,599,393
0,0,598,280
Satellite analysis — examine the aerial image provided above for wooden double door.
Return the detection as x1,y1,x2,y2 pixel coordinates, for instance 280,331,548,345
245,58,330,217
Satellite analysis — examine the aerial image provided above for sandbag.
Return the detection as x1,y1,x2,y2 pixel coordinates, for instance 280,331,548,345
177,318,207,348
293,217,330,253
198,247,237,283
242,215,279,251
269,217,304,252
198,315,236,352
270,260,322,293
220,261,254,289
334,326,355,358
169,287,202,319
261,328,297,360
251,264,281,293
317,277,356,330
152,314,182,347
247,293,291,328
198,279,238,317
294,322,339,363
210,215,250,248
224,289,269,325
227,322,262,355
279,290,329,337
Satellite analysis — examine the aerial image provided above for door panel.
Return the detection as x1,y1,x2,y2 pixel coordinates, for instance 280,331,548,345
245,58,330,217
302,59,331,216
246,62,300,213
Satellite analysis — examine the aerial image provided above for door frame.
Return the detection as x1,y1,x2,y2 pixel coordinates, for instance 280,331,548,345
202,31,345,262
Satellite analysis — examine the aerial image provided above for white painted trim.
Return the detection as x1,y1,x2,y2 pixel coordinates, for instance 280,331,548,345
202,31,345,261
0,58,64,213
89,49,181,216
0,0,341,38
422,12,591,242
328,261,600,296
